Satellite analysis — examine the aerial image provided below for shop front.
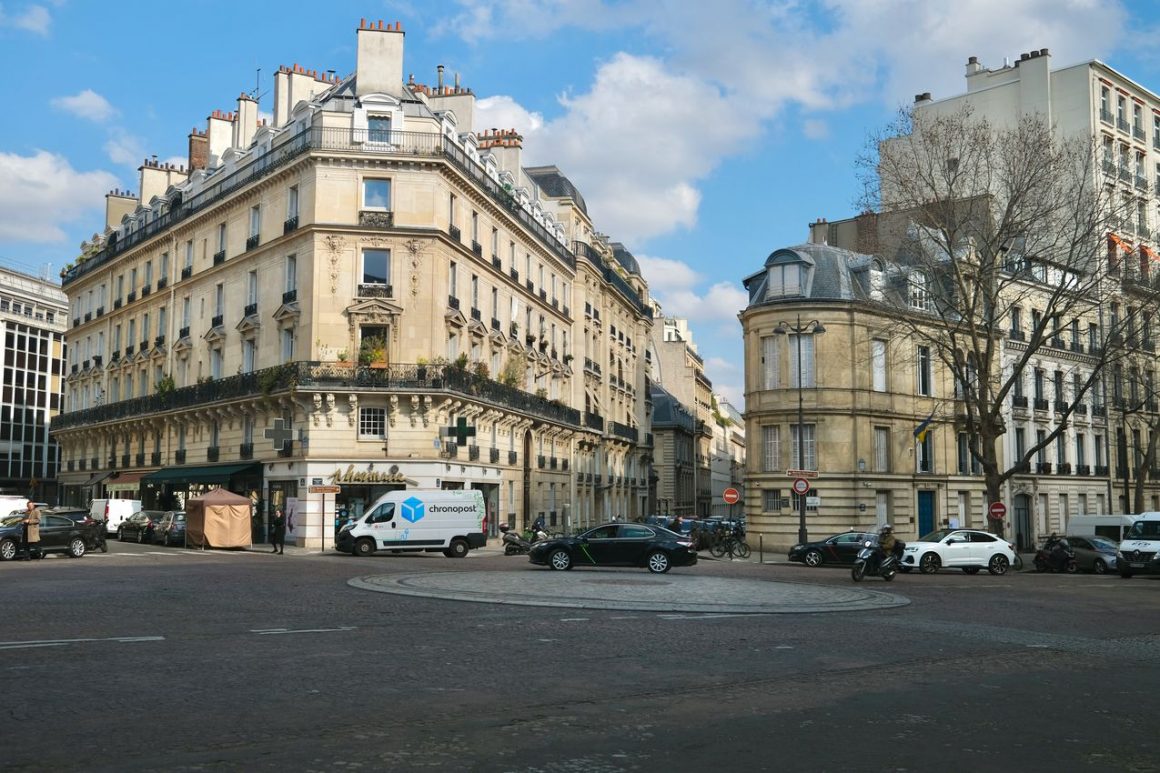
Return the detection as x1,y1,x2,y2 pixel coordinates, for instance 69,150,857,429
141,462,264,538
105,470,157,500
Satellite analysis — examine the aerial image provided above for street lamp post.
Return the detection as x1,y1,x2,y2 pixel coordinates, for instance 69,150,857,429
774,314,826,545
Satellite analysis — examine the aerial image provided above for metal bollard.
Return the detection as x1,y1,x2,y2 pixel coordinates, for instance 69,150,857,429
759,534,763,564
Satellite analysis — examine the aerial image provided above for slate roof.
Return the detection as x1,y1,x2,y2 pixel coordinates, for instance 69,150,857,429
743,242,883,309
526,166,589,216
649,384,695,431
610,242,641,276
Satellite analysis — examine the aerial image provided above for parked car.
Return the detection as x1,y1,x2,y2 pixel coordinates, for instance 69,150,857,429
152,511,186,546
44,508,107,553
789,531,877,567
529,522,698,573
901,529,1016,575
1065,535,1118,574
0,513,99,560
118,511,160,543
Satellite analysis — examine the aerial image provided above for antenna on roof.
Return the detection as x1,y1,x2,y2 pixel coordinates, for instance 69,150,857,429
249,67,268,103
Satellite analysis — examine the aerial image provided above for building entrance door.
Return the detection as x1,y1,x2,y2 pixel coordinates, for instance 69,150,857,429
917,490,935,536
1014,493,1032,552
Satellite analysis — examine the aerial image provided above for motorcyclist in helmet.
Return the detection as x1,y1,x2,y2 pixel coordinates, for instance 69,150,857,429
1044,532,1070,571
873,524,899,572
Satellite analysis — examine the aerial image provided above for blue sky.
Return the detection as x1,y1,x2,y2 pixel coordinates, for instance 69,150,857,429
2,0,1158,407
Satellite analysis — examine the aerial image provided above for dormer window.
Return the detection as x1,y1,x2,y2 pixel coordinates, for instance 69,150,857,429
766,263,803,298
908,270,930,311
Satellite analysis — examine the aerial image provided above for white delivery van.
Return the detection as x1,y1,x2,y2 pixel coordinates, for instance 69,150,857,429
336,489,487,558
1066,514,1136,543
1116,512,1160,578
0,496,29,516
89,499,144,536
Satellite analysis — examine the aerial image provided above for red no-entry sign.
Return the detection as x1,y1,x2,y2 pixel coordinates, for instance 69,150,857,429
723,488,740,505
988,502,1007,520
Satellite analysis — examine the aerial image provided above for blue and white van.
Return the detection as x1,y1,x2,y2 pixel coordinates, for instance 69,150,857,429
336,489,487,558
1116,513,1160,578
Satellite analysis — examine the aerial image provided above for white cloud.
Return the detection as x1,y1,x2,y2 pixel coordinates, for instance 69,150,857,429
475,95,544,134
0,3,50,34
104,130,144,166
51,89,117,123
0,150,118,243
635,254,700,296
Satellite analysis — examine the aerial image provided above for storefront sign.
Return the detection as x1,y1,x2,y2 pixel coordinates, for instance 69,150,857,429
328,464,413,485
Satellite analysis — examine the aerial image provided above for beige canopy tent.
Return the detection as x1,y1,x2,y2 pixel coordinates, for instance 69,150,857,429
186,488,252,549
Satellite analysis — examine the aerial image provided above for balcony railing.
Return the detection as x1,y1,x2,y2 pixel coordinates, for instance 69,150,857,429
491,255,501,270
283,216,299,234
1095,465,1109,476
135,452,145,466
240,443,253,459
509,267,519,282
610,421,639,443
468,445,480,461
1033,398,1049,411
508,450,518,465
157,277,167,290
490,447,500,463
282,289,298,304
1075,403,1087,415
175,449,186,464
211,314,224,328
471,241,482,256
537,455,546,469
121,454,130,467
584,412,604,432
1076,464,1091,476
141,284,152,298
1057,463,1072,475
244,302,258,316
448,224,461,242
151,451,162,465
447,295,460,310
179,326,190,339
1037,462,1053,474
52,362,584,432
1012,395,1028,409
181,266,193,280
207,446,220,462
127,290,137,303
213,250,226,265
246,234,259,250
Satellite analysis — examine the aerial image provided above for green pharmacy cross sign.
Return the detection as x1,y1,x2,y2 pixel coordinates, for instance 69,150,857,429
265,418,293,451
444,417,476,446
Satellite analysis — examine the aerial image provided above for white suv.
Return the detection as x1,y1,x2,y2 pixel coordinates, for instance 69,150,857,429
901,528,1016,575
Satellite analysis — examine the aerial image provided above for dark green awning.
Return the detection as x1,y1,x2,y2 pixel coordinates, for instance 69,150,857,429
141,462,261,485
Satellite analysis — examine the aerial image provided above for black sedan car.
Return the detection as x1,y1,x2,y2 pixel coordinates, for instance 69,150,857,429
529,523,697,573
0,513,100,560
44,508,108,552
788,531,876,567
152,511,186,546
118,511,160,543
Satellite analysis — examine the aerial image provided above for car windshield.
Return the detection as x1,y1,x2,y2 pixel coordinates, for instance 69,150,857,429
1,514,25,526
1090,537,1118,552
1126,521,1160,539
919,529,953,542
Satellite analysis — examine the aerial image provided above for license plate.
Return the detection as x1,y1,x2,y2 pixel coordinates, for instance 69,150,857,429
1130,562,1146,568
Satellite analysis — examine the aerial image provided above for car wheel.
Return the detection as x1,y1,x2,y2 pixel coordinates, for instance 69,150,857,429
68,538,86,558
117,528,125,542
882,568,895,581
988,555,1010,576
1093,559,1107,574
353,538,375,557
447,539,470,559
647,551,671,574
1065,559,1078,574
919,552,941,574
851,562,865,582
99,540,108,553
548,549,572,571
962,567,980,575
803,549,823,567
0,538,17,561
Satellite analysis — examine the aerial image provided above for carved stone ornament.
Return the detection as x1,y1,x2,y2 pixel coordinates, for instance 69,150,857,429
406,238,424,297
324,235,347,294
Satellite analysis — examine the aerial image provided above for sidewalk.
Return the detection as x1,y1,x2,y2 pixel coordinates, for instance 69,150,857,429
241,538,509,558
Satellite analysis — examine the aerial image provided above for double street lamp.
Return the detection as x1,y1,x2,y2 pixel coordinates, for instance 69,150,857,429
773,314,826,545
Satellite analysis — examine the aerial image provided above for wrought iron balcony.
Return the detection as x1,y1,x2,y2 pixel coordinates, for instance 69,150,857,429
239,443,253,459
284,215,299,233
107,455,116,468
561,458,569,471
93,355,102,367
1057,463,1072,475
141,284,152,298
549,456,558,470
121,454,130,467
139,341,149,353
448,295,460,310
151,451,162,465
1095,465,1109,476
611,421,639,442
79,459,87,471
1100,108,1114,124
1054,400,1069,412
1134,124,1146,141
181,266,193,280
1075,403,1087,415
211,314,223,328
490,447,500,463
1092,405,1107,417
175,449,186,463
213,250,226,265
468,445,480,461
1012,395,1028,409
96,306,105,317
509,267,519,282
491,255,501,270
471,307,481,321
1118,117,1130,133
584,412,604,431
246,234,260,251
125,345,134,356
448,224,461,242
1037,462,1053,474
157,277,167,290
207,446,220,462
1076,464,1091,475
471,240,482,256
244,302,258,316
538,455,546,469
1033,398,1049,411
508,450,518,465
135,452,145,466
179,326,190,338
127,290,137,303
114,298,123,310
539,288,547,301
282,289,298,304
491,317,501,331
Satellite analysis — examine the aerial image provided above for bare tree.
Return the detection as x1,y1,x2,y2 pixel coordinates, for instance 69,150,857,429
856,105,1149,533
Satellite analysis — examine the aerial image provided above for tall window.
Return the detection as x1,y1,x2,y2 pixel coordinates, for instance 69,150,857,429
909,271,930,310
762,490,782,512
281,329,294,362
790,424,817,470
917,345,932,396
368,115,391,143
871,339,886,391
217,222,227,253
242,339,255,373
215,283,224,317
449,261,458,298
287,185,299,219
1076,433,1086,468
285,255,297,293
471,275,479,310
916,432,933,473
761,335,779,390
874,427,889,472
762,426,779,472
248,270,258,306
363,179,391,210
249,205,261,238
184,240,193,270
210,348,222,380
181,296,191,328
362,249,390,286
789,333,815,388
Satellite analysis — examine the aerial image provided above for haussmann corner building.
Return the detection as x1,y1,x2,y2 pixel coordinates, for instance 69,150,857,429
53,19,655,547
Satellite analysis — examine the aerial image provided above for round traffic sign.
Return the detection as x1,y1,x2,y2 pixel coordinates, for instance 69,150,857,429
792,478,811,496
988,502,1007,520
722,487,740,505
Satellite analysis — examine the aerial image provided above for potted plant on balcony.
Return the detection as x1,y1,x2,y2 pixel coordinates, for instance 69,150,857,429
358,335,389,368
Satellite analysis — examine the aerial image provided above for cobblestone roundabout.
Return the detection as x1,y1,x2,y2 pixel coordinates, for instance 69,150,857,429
349,571,911,614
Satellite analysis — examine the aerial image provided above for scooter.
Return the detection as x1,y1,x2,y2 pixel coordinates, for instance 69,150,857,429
851,538,901,582
499,524,548,555
1034,543,1077,573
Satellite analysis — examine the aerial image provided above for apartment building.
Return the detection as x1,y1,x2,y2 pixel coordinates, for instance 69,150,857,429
53,20,653,546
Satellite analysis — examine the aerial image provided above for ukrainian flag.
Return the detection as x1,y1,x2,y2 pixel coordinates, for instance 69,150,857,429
914,413,935,443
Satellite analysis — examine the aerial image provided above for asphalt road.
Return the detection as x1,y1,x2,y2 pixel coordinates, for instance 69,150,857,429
2,541,1158,773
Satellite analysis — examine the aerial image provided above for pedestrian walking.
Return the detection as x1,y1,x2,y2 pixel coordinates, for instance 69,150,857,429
270,507,286,554
21,500,41,560
669,514,684,534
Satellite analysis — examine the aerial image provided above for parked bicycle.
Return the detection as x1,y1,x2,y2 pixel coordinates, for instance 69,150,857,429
709,527,750,559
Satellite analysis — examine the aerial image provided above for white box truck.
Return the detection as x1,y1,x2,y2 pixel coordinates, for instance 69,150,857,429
336,489,487,558
1066,514,1136,543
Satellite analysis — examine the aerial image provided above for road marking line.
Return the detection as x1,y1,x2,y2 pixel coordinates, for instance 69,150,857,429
0,635,166,649
251,627,357,635
558,618,589,622
0,642,73,650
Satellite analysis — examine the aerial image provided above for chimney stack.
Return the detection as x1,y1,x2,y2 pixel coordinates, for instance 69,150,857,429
187,128,208,171
355,18,405,97
234,92,258,149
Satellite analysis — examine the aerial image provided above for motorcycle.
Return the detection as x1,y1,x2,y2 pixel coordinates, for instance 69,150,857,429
851,538,901,582
499,523,548,555
1034,542,1077,573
